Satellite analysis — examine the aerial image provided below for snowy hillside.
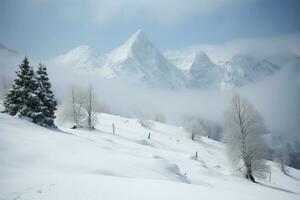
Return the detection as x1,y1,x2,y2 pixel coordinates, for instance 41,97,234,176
1,112,300,200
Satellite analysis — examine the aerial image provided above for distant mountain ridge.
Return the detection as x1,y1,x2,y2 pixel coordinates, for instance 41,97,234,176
0,43,22,78
1,31,283,89
166,50,280,89
0,43,17,54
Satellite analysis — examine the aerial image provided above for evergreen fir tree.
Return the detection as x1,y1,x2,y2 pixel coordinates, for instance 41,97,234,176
4,57,44,124
36,63,57,128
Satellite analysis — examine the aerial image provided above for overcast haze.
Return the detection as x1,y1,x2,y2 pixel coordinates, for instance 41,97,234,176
2,1,300,199
0,0,300,59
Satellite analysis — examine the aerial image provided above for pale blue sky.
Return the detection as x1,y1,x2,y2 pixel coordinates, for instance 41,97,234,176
0,0,299,59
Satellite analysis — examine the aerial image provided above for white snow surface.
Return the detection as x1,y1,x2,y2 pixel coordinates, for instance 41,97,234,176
0,112,300,200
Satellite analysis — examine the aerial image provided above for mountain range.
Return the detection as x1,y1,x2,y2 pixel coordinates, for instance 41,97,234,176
0,30,292,89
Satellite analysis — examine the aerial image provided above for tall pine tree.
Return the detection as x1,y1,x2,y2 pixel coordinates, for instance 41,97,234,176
36,63,57,128
4,57,44,124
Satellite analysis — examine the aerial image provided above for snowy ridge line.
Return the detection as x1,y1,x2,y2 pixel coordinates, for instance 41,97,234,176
47,30,283,90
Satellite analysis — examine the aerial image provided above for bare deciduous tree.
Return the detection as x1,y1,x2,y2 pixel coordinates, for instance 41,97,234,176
59,85,104,129
199,119,212,139
71,87,82,127
223,94,269,182
274,145,290,175
83,85,97,130
58,86,88,128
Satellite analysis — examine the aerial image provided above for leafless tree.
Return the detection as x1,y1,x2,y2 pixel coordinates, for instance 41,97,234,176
83,85,97,130
199,120,212,138
274,145,290,175
57,86,85,128
59,85,99,130
71,87,80,127
223,94,269,182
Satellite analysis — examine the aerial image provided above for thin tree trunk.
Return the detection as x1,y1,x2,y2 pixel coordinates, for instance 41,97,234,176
87,85,93,130
72,88,78,127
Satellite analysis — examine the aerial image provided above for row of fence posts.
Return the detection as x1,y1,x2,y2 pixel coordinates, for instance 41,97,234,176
110,124,273,182
111,123,151,139
109,122,199,180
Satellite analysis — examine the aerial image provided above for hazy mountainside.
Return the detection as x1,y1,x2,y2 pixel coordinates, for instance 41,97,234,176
0,43,22,78
165,50,281,90
50,45,105,70
0,44,17,54
219,55,280,89
183,51,221,89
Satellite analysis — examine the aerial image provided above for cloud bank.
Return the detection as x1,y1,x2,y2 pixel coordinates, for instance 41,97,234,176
24,0,247,25
166,34,300,62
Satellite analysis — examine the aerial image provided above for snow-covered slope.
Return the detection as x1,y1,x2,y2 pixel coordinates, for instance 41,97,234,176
1,112,300,200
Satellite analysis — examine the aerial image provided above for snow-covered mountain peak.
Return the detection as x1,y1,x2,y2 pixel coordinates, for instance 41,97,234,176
165,50,212,72
18,32,284,90
63,45,94,58
188,51,222,89
191,51,214,66
124,29,148,47
49,45,105,70
102,30,186,88
220,54,280,89
108,29,156,62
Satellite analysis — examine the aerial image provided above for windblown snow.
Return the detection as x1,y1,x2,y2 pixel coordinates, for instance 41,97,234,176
0,111,299,200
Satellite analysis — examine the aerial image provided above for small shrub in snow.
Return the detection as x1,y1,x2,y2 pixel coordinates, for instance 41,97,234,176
140,119,153,129
274,145,290,175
